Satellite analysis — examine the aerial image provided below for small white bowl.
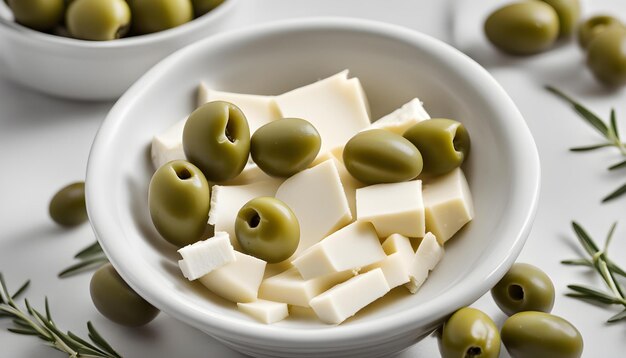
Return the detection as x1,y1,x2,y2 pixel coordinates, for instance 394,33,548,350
0,0,238,101
86,18,540,358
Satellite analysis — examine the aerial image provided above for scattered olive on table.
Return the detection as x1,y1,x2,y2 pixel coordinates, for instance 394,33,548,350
540,0,581,37
578,15,624,49
586,26,626,87
49,181,88,227
491,262,555,316
66,0,131,41
438,307,501,358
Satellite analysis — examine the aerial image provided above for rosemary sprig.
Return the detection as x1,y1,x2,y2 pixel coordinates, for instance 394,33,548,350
0,273,122,357
561,222,626,323
59,241,108,278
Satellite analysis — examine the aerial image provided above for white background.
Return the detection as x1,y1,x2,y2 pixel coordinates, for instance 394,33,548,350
2,0,626,356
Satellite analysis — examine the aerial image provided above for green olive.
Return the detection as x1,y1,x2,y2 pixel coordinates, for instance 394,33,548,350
7,0,64,31
66,0,131,40
578,15,624,49
491,263,555,316
90,263,159,327
484,2,559,55
540,0,580,37
191,0,223,17
438,307,500,358
49,182,88,227
128,0,193,35
343,129,423,185
235,197,299,263
586,26,626,87
502,311,583,358
183,101,251,182
148,160,211,247
250,118,321,177
403,118,470,177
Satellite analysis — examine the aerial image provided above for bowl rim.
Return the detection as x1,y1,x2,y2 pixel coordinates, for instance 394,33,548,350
87,17,541,346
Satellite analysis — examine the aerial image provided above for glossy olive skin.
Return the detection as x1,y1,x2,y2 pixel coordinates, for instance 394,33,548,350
90,263,159,327
191,0,223,16
49,182,88,227
403,118,470,177
343,129,423,184
251,118,321,177
438,307,500,358
183,101,251,182
66,0,131,41
484,2,559,55
491,263,555,316
540,0,580,37
587,27,626,87
502,312,583,358
235,197,300,263
148,160,211,247
128,0,193,35
7,0,64,31
578,15,624,49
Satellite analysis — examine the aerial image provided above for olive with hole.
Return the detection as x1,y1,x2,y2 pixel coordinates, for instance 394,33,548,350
343,129,423,184
491,263,555,316
128,0,193,35
191,0,223,16
502,311,583,358
578,15,624,49
438,307,500,358
484,2,559,55
66,0,131,41
540,0,580,37
586,26,626,87
251,118,321,177
90,263,160,327
183,101,251,182
403,118,470,177
49,182,88,227
235,197,300,263
148,160,211,247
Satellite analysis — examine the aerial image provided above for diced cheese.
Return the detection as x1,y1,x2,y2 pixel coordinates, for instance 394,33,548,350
356,180,425,238
381,233,415,264
275,160,352,255
333,158,365,219
309,268,390,325
274,71,370,154
363,234,415,288
292,221,386,280
369,98,430,134
259,267,354,307
198,251,266,303
405,233,444,294
223,161,272,185
150,117,186,170
177,232,236,281
237,300,289,324
422,168,474,244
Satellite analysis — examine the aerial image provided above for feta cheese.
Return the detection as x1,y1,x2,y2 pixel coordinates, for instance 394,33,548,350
237,300,289,324
405,232,444,294
150,117,186,170
370,98,430,134
333,158,365,219
381,233,414,264
363,234,415,288
198,251,266,303
177,232,236,281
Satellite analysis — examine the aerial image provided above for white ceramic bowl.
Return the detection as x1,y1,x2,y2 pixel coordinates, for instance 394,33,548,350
86,18,540,358
0,0,237,101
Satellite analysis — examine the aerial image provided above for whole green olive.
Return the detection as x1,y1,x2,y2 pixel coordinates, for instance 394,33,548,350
66,0,131,41
7,0,64,31
235,197,299,263
128,0,193,35
502,311,583,358
191,0,223,17
438,307,500,358
403,118,470,177
484,2,559,55
148,160,211,247
491,263,555,316
49,182,88,227
343,129,423,185
251,118,321,177
183,101,251,182
540,0,580,37
90,263,159,327
578,15,624,49
587,26,626,87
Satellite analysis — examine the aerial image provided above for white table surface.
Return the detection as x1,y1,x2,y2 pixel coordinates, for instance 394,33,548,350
2,0,626,357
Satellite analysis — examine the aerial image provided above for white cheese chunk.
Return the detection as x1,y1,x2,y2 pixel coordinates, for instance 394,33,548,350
422,168,474,244
198,251,266,303
369,98,431,134
292,221,386,280
259,267,354,307
356,180,425,238
276,160,352,255
405,232,444,294
177,232,236,281
381,233,415,264
223,161,272,185
309,268,390,325
333,158,365,219
237,300,289,324
363,234,416,288
150,117,186,170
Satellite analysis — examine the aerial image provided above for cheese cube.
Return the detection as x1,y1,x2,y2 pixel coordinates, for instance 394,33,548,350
363,234,415,288
369,98,430,134
333,158,365,219
309,268,390,325
356,180,425,238
237,300,289,324
275,160,352,255
177,232,236,281
223,161,272,185
259,267,354,307
381,233,415,264
423,168,474,244
150,117,186,170
406,233,444,294
198,251,266,303
292,221,386,280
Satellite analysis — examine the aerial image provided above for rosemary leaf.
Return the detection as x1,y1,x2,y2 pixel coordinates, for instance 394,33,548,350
608,309,626,323
611,109,620,140
566,293,620,305
88,321,122,358
74,242,104,260
561,258,591,266
567,284,622,304
58,257,108,279
8,328,40,336
11,280,30,300
571,222,601,256
602,182,626,203
570,143,614,152
545,85,609,137
609,159,626,171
